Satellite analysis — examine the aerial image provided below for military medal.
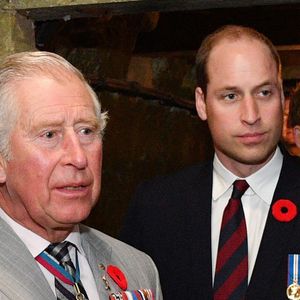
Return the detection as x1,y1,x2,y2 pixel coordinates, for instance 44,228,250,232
99,263,154,300
99,264,112,291
36,247,87,300
287,255,300,299
287,283,300,300
110,289,153,300
74,283,85,300
102,275,111,291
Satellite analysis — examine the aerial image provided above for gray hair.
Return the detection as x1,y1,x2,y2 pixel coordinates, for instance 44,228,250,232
0,51,108,160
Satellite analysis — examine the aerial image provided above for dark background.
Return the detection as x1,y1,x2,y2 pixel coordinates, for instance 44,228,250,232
33,3,300,236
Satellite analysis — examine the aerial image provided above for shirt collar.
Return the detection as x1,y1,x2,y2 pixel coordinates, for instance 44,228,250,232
213,146,283,205
0,208,85,257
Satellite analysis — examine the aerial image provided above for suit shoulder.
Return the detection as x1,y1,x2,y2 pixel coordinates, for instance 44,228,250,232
80,225,162,297
283,152,300,166
279,152,300,186
139,161,212,191
80,225,154,261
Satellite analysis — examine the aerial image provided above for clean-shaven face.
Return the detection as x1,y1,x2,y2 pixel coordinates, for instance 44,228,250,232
196,38,283,176
0,74,102,237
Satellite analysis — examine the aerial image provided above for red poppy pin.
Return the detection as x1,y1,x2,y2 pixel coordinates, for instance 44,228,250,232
272,199,298,222
107,265,128,291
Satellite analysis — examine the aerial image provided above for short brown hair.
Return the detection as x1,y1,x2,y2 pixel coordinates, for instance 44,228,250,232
195,25,281,96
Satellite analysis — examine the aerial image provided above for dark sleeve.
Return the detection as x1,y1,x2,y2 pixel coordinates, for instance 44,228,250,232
119,183,148,250
119,164,206,253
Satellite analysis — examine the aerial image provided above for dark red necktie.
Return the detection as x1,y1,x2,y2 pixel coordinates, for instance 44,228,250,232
214,180,249,300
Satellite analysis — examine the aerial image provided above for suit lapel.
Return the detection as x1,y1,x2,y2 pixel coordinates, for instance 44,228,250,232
247,154,300,298
0,218,54,299
80,225,113,298
186,162,214,298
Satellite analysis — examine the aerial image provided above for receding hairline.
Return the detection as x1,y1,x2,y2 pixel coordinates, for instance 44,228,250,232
195,25,282,93
209,35,279,68
196,25,280,64
204,37,282,100
204,34,279,68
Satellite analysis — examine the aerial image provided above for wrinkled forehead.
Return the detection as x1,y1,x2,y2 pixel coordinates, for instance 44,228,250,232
25,103,99,131
31,102,96,118
13,75,97,123
8,71,84,102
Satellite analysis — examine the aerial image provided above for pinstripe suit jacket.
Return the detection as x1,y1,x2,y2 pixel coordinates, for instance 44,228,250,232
0,220,162,299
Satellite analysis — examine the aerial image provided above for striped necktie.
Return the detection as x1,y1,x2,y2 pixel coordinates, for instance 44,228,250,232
36,241,89,300
214,179,249,300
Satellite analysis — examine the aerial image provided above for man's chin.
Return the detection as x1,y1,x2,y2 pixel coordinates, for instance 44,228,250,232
235,150,276,166
54,210,91,227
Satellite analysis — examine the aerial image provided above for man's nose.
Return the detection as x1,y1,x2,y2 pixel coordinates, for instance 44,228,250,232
62,132,88,169
240,96,260,125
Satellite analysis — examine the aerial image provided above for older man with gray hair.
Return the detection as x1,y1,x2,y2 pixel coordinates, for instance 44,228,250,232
0,51,162,300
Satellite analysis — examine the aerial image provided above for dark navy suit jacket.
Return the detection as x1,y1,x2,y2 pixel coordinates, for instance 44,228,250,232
120,152,300,299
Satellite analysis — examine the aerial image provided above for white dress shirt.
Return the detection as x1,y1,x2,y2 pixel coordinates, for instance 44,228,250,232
211,147,283,283
0,209,99,300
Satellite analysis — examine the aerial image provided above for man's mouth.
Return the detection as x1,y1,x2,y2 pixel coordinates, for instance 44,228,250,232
62,186,85,190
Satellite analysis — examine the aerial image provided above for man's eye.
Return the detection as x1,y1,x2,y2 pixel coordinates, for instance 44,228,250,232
259,89,271,97
80,128,93,135
224,93,236,101
44,131,55,139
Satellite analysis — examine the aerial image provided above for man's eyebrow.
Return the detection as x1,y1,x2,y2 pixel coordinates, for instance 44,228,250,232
252,81,279,92
215,81,278,93
215,86,240,93
255,81,276,88
75,116,99,124
27,116,100,132
75,117,101,130
26,119,62,133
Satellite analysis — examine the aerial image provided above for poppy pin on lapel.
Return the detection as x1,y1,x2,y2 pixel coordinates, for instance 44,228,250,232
272,199,297,222
99,264,154,299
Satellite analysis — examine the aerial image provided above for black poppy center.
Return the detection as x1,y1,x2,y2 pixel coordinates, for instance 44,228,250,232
280,206,288,214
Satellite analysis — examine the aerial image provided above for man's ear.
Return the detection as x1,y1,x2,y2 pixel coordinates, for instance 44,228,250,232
294,126,300,149
195,87,208,121
0,155,7,184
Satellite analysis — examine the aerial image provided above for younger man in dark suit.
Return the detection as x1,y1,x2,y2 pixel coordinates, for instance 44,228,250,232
121,25,300,299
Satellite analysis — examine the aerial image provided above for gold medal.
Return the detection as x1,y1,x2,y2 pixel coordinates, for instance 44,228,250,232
287,283,300,300
75,294,84,300
74,283,85,300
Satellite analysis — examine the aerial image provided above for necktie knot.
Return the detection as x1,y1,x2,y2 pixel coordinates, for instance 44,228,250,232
45,241,74,265
231,179,249,200
36,241,89,299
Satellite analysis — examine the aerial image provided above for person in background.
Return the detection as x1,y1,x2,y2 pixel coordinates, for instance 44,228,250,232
289,85,300,155
120,25,300,300
282,92,300,156
0,51,162,300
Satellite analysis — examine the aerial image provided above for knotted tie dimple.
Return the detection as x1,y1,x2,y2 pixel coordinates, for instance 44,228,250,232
214,180,249,300
36,241,89,300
